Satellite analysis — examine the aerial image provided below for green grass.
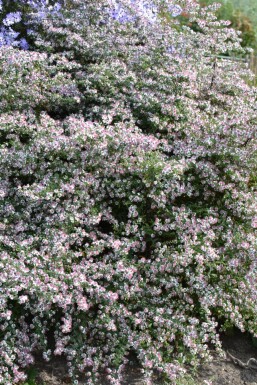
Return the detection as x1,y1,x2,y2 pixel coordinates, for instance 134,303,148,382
229,0,257,26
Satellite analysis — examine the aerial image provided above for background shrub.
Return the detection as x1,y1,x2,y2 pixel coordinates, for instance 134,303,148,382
0,1,257,385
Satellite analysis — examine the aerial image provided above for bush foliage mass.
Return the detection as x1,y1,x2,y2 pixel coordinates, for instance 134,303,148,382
0,1,257,384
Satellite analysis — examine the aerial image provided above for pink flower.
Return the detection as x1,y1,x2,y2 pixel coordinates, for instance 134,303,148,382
144,359,153,368
112,240,122,250
61,316,72,334
77,297,89,311
241,242,250,249
19,295,28,304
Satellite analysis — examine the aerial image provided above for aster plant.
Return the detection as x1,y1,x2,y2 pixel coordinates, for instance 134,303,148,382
0,1,257,385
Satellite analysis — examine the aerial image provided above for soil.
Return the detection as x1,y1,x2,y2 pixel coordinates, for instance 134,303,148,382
32,330,257,385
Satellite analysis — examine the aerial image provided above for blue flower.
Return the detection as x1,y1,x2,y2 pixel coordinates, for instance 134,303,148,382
26,0,62,20
109,0,158,24
5,28,20,41
3,12,22,27
167,45,176,54
20,38,29,50
52,2,62,12
168,4,182,17
137,0,158,23
0,27,20,46
0,32,5,47
109,1,136,23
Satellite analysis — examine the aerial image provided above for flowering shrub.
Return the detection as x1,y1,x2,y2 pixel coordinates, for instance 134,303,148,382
0,1,257,385
0,47,81,114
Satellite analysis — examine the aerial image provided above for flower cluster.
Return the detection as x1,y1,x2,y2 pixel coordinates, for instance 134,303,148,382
0,1,257,385
0,0,62,49
108,0,182,24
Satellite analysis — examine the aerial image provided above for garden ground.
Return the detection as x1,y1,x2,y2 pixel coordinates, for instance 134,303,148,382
25,329,257,385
